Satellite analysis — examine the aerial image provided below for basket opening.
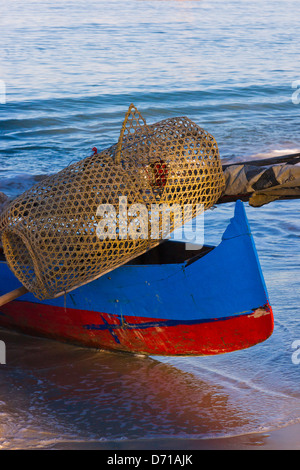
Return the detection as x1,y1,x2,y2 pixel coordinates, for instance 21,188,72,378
2,231,37,291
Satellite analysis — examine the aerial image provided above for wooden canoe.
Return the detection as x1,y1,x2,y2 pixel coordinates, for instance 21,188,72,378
0,201,273,356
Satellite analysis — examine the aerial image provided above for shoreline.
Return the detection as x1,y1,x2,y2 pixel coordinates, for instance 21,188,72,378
52,422,300,450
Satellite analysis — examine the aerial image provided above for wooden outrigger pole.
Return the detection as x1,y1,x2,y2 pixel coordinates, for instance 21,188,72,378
0,286,28,307
222,151,300,169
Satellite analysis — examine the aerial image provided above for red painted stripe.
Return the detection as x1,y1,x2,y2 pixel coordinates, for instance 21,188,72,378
0,301,274,356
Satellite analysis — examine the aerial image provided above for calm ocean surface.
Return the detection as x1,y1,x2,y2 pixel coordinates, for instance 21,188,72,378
0,0,300,449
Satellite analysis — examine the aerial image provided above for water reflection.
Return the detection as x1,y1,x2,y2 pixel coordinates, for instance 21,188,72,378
0,327,253,449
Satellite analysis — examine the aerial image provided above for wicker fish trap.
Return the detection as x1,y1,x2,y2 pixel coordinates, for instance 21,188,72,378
0,104,225,300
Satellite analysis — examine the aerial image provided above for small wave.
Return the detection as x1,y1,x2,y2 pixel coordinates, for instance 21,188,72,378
0,173,50,199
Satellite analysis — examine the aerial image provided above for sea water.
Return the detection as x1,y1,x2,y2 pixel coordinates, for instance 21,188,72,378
0,0,300,449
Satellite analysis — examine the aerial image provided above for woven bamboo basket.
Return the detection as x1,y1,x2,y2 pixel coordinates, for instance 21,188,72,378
0,104,225,300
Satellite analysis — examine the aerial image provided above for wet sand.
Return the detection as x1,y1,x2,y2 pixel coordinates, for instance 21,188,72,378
52,422,300,450
1,326,300,451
